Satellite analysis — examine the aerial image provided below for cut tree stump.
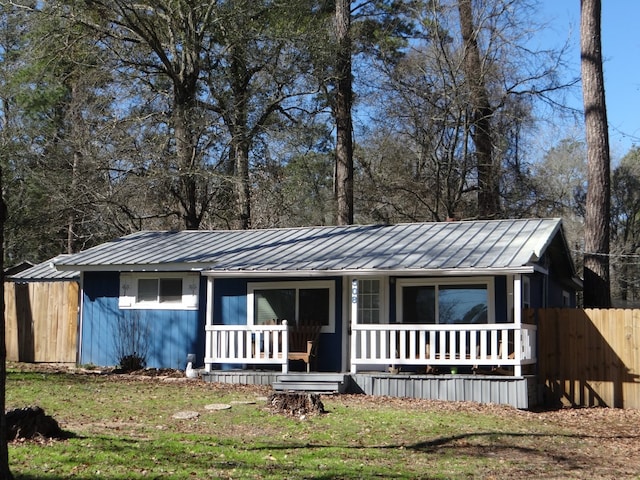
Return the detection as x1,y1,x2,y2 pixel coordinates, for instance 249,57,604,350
268,392,325,417
6,406,66,441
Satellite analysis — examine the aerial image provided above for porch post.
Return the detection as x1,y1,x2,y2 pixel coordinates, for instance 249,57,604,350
513,274,522,377
204,276,214,373
350,278,358,374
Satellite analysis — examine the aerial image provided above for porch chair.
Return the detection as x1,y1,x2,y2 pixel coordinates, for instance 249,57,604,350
287,323,322,373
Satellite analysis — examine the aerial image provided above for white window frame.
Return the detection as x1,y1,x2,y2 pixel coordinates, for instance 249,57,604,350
396,277,495,324
356,277,386,324
247,280,335,334
119,273,200,310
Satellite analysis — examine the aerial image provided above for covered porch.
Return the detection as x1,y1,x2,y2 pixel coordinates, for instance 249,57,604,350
202,319,539,408
203,321,537,376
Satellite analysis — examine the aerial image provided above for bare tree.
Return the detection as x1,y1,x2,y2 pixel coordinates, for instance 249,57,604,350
357,0,573,223
0,207,13,480
334,0,354,225
457,0,500,219
611,149,640,306
0,167,13,480
581,0,611,307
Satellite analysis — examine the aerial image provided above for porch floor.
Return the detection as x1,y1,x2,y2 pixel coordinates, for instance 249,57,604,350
202,369,538,409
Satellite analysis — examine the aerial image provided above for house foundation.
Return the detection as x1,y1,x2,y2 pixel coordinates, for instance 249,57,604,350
202,370,538,409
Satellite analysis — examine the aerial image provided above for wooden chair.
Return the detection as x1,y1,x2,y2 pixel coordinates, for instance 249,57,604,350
287,324,321,372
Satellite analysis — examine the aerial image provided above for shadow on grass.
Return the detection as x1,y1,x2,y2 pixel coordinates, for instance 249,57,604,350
244,429,640,476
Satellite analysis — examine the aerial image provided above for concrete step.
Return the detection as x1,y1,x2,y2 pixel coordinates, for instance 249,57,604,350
272,381,342,393
277,373,346,382
273,373,349,394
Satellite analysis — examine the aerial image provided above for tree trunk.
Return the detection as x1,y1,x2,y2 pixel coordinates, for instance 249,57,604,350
173,88,202,230
233,138,251,230
229,44,252,230
0,165,14,478
334,0,354,225
457,0,500,219
581,0,611,307
67,80,83,252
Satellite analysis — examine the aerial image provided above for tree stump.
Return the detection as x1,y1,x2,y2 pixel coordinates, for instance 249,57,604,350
6,406,66,441
268,392,325,417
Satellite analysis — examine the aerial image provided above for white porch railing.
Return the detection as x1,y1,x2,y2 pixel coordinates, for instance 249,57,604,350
350,323,537,375
204,321,289,373
204,322,537,377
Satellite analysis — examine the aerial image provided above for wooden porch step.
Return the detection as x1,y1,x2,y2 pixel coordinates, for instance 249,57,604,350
272,373,349,394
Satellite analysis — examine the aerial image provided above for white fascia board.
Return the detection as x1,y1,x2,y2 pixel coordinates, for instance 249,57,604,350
53,263,214,272
56,264,539,277
201,266,537,278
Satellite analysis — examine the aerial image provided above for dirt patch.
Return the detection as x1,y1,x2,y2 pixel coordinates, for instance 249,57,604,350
7,361,186,378
6,406,68,442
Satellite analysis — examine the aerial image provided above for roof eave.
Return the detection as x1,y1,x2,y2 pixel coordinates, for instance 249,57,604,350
54,263,213,272
201,266,538,277
56,262,539,277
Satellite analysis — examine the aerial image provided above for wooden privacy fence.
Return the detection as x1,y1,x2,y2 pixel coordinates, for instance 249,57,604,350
4,281,79,363
537,308,640,409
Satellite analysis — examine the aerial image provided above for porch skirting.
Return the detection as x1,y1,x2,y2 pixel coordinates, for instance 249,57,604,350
351,373,537,409
203,370,279,386
203,370,539,409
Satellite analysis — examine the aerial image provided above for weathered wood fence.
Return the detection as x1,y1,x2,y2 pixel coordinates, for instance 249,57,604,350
4,281,79,363
537,308,640,409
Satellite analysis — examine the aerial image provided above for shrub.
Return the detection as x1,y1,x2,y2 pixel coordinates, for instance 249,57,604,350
118,352,146,372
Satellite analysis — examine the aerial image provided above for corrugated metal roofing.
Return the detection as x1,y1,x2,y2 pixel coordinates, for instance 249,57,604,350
53,218,566,275
9,256,79,282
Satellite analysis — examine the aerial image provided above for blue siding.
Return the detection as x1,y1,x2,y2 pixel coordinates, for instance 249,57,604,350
213,278,247,325
81,272,205,369
529,273,545,308
494,276,508,323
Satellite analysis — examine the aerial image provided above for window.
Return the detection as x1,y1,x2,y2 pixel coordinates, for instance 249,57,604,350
248,281,335,333
119,273,199,310
562,290,570,307
522,276,531,309
397,278,494,324
138,278,183,304
357,278,382,324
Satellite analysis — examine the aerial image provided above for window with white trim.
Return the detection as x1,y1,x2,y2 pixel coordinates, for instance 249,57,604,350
119,273,199,310
396,277,494,324
247,281,335,333
357,278,382,324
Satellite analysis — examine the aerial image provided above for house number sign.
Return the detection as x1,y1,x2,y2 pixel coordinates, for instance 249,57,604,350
351,279,358,304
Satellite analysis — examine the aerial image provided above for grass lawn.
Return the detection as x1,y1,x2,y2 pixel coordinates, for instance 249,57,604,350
5,365,640,479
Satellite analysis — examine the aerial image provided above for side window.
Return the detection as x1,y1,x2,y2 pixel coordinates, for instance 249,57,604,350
119,273,199,310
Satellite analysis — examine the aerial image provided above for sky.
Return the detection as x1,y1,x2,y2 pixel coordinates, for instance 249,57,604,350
539,1,640,158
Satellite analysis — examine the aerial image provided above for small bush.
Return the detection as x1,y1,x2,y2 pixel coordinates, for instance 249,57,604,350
118,353,146,372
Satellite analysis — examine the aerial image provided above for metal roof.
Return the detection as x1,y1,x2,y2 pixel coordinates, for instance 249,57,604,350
53,218,570,276
9,256,80,282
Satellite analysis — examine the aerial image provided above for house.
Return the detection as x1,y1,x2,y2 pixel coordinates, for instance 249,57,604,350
53,218,581,408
